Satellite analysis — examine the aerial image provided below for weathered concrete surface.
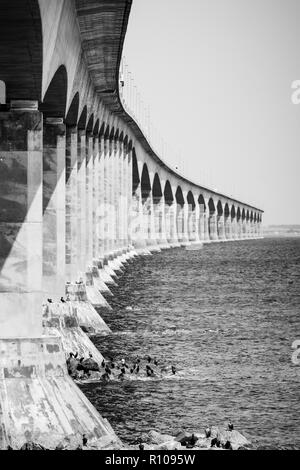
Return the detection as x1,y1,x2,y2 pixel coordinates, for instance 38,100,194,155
0,337,121,450
66,283,111,335
42,303,105,364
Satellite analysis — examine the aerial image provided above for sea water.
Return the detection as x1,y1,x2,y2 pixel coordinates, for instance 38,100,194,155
80,238,300,449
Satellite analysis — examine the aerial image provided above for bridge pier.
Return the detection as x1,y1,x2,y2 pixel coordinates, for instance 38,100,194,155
0,102,118,450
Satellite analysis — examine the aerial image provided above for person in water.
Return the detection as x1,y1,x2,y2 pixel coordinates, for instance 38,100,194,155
171,365,176,375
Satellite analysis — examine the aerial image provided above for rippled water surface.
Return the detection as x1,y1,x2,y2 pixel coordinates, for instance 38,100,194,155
80,238,300,449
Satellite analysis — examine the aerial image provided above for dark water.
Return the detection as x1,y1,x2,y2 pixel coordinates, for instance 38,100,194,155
80,238,300,449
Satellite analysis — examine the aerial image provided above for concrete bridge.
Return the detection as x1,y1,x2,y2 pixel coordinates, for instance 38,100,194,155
0,0,263,449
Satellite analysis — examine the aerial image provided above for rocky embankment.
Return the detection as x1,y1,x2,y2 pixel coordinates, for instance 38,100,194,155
129,428,251,451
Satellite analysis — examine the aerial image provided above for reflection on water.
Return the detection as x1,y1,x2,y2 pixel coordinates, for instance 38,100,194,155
79,238,300,449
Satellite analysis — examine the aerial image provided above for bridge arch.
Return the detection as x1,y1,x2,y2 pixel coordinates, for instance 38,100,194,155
78,106,88,130
65,92,79,127
41,65,68,118
93,118,100,136
86,114,94,133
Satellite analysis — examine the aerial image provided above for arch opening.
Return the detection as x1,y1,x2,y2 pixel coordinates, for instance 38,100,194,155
208,198,215,215
141,163,151,200
65,92,79,127
217,200,223,216
41,65,68,118
152,174,162,202
164,181,173,205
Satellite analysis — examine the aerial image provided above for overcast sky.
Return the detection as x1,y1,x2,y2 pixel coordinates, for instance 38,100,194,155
123,0,300,225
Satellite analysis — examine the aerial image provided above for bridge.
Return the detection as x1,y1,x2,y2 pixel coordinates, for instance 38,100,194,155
0,0,263,449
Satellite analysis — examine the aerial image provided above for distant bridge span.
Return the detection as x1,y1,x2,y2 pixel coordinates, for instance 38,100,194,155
0,0,263,450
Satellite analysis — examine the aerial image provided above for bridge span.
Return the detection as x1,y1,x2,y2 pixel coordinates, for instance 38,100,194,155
0,0,263,449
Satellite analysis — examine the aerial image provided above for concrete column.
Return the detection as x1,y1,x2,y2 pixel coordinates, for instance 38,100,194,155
85,132,93,267
103,137,110,257
199,202,206,241
65,126,78,282
217,213,225,240
92,135,100,260
209,213,218,241
0,102,43,337
176,203,184,244
108,137,115,255
231,215,237,240
77,129,87,275
194,202,200,242
98,136,105,259
132,184,147,251
143,192,156,249
112,138,119,254
164,202,171,242
43,117,66,300
203,213,210,241
116,140,125,253
118,140,125,251
236,217,242,239
126,146,132,249
250,219,254,238
245,218,250,238
241,218,247,238
187,204,197,242
225,213,232,240
153,195,168,248
168,200,180,246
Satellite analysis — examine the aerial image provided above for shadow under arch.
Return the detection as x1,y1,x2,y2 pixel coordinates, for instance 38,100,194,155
78,106,87,130
164,180,174,205
65,92,79,127
0,0,43,102
132,149,140,194
40,65,68,118
141,163,151,200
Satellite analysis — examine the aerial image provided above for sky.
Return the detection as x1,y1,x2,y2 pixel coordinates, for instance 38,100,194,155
123,0,300,225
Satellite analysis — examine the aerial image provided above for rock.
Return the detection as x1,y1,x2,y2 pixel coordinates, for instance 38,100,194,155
194,437,211,449
227,430,250,450
175,430,190,444
82,358,100,371
154,440,182,451
147,430,174,445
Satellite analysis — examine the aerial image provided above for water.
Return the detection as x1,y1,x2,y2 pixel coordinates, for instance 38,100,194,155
79,238,300,449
